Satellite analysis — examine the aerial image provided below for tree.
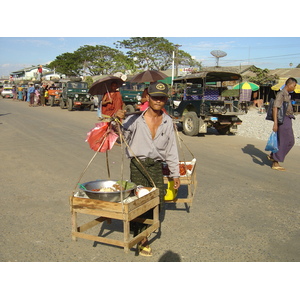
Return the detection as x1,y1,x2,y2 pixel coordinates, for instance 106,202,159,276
75,45,135,76
48,45,135,77
48,52,82,77
247,66,278,85
115,37,201,71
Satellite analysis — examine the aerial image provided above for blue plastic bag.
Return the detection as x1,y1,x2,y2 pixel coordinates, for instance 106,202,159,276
265,131,279,153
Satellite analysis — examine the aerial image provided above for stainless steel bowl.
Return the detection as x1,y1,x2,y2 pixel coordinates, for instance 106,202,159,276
79,180,136,202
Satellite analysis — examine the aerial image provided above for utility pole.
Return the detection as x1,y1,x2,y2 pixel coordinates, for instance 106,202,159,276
174,44,181,77
171,51,175,88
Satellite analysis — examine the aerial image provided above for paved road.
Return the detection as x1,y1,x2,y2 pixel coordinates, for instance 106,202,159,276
1,98,300,262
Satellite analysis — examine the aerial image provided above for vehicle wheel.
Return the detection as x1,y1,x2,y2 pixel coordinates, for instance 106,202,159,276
125,104,135,113
90,104,95,111
50,96,55,107
68,98,73,111
182,112,199,136
216,125,231,135
60,100,65,109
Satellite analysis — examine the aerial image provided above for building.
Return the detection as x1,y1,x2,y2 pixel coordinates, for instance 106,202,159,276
10,66,52,81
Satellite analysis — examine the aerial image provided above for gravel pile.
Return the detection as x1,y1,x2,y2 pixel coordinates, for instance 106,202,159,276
236,107,300,146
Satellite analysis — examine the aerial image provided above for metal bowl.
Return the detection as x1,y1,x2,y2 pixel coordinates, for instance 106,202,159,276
79,180,136,202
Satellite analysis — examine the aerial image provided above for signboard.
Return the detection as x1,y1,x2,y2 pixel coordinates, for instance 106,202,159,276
178,67,200,76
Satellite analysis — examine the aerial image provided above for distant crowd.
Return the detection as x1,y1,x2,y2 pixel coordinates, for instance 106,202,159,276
7,83,50,107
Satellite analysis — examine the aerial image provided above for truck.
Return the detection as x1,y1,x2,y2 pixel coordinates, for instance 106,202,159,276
48,82,62,106
59,79,94,111
119,81,146,112
166,71,247,135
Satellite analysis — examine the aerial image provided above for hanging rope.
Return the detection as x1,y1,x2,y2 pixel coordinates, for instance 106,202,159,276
106,151,110,179
71,125,111,196
173,121,195,180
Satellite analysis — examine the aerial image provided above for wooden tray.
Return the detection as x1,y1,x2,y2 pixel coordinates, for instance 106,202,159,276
70,188,160,253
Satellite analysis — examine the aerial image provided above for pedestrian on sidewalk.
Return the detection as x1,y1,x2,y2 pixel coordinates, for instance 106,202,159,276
28,84,35,106
268,77,297,171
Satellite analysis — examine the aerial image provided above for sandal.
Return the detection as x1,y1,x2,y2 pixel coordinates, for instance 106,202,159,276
138,244,153,257
272,166,286,171
267,155,275,162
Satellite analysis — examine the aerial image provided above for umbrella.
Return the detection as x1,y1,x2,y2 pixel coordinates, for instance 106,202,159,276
232,81,260,91
89,76,124,95
271,83,300,93
85,122,119,153
130,70,168,83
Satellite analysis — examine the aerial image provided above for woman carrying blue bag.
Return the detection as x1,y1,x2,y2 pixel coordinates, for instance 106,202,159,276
267,78,297,171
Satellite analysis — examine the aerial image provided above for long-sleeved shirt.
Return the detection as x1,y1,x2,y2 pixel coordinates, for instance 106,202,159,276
122,110,180,177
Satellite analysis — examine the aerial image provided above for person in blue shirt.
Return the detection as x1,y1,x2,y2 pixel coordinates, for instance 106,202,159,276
27,84,35,107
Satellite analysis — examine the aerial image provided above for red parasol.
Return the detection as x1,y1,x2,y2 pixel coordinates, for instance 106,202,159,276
85,122,119,152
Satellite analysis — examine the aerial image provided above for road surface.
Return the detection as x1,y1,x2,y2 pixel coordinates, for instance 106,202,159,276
1,98,300,262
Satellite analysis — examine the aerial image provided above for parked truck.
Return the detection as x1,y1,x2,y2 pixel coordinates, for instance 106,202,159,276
48,82,62,106
165,71,247,135
119,81,146,112
59,79,94,111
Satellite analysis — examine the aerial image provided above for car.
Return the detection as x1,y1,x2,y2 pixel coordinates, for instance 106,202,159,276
1,87,14,98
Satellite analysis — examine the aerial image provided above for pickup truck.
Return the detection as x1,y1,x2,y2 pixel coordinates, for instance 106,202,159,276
165,71,247,135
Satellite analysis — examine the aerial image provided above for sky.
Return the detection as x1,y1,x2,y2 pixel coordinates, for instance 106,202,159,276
1,37,299,77
1,1,299,78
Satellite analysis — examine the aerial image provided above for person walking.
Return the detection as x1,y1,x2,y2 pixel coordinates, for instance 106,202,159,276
27,84,35,107
34,86,40,106
96,94,103,119
40,85,48,107
139,87,149,111
44,86,49,105
17,86,23,100
268,77,297,171
102,82,124,117
12,86,17,100
115,82,180,256
22,86,27,102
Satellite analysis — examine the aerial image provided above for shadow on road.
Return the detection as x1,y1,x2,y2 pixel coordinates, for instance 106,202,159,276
241,144,271,166
158,250,181,262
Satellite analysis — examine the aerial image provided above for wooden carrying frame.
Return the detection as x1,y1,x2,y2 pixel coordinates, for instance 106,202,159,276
163,125,197,207
70,188,160,253
163,160,197,205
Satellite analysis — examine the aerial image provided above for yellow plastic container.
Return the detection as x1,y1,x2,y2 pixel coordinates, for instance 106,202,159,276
164,180,178,201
